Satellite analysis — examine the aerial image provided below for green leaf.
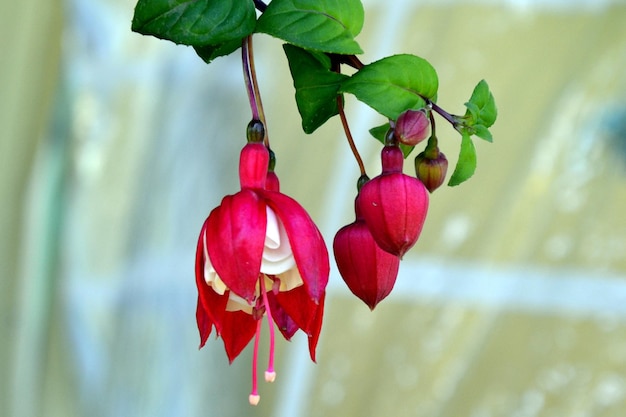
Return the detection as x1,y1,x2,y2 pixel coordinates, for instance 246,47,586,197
465,79,497,128
369,123,389,142
256,0,364,54
472,124,493,142
369,123,414,158
132,0,255,47
448,132,477,186
194,39,242,64
283,44,349,133
340,54,439,120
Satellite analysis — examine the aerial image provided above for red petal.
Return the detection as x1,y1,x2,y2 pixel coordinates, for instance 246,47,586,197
195,220,214,347
206,190,267,302
196,296,213,349
273,286,325,362
307,292,325,363
266,292,299,340
218,308,258,363
197,285,256,362
259,190,329,302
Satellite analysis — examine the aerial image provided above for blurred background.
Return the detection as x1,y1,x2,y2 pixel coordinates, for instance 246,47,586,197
2,0,626,416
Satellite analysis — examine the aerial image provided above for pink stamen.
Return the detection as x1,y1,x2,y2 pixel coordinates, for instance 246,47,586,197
249,318,262,406
259,276,276,382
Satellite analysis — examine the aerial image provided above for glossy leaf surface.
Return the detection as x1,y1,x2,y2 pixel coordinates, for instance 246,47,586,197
340,54,438,120
256,0,364,54
284,44,348,133
132,0,255,46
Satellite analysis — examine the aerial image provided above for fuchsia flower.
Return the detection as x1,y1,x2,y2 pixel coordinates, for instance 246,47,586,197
195,141,329,405
359,145,429,257
333,194,400,310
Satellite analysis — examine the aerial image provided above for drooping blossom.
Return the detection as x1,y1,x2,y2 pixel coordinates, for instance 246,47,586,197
195,139,329,405
333,193,400,309
359,144,429,257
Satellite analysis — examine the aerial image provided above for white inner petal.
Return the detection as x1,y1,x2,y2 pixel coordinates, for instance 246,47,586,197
261,207,297,275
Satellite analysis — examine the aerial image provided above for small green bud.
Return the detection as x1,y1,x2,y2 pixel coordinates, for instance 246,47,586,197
414,149,448,193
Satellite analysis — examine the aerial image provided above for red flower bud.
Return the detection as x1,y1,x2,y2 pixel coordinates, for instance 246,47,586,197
414,150,448,193
333,195,400,310
394,109,430,146
359,145,429,257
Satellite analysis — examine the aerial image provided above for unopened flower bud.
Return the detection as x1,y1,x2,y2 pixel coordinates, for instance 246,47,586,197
359,145,429,257
394,109,430,146
414,150,448,193
333,194,400,310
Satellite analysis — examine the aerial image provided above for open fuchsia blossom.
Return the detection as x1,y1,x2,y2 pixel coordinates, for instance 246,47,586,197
195,130,329,405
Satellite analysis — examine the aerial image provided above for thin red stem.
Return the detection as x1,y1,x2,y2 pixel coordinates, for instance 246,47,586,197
337,96,366,176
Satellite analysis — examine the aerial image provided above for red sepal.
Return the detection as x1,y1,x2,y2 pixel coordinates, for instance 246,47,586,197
206,190,266,303
260,190,329,302
273,286,324,362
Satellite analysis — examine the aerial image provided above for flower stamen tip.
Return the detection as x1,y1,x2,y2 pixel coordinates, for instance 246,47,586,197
265,370,276,383
249,394,261,406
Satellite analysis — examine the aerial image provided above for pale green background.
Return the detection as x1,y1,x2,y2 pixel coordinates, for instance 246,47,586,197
2,1,626,416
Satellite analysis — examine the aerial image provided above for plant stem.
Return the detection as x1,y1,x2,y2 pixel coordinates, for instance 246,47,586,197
242,36,270,146
428,107,437,138
247,36,270,147
329,54,365,70
424,97,460,128
242,37,259,121
337,96,366,176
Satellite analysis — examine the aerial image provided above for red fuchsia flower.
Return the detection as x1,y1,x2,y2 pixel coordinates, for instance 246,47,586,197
195,140,329,405
333,193,400,310
359,144,429,257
